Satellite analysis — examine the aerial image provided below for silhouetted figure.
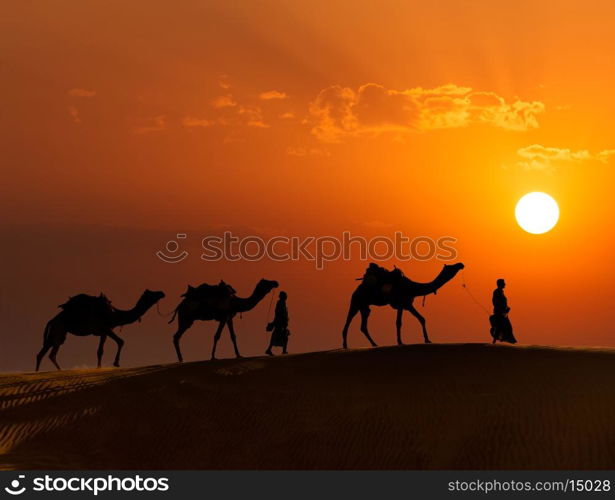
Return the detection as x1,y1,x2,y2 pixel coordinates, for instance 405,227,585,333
36,290,165,371
489,278,517,344
342,262,465,348
170,278,279,361
265,291,290,355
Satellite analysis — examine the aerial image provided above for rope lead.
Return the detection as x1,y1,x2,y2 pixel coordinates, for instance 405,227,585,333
460,270,491,316
156,301,175,318
265,289,277,327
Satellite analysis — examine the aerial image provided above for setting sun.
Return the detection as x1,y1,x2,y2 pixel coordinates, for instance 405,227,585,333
515,192,560,235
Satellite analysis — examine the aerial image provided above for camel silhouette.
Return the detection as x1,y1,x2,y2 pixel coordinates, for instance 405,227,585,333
170,278,279,361
342,263,465,348
35,289,165,371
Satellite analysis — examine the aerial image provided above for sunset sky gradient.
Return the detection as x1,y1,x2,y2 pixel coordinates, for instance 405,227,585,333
1,0,614,370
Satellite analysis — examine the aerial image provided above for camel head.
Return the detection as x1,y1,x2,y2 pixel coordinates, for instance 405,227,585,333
256,279,279,295
138,289,166,308
440,262,465,282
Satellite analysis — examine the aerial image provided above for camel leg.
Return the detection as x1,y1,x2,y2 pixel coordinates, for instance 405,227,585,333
226,318,242,358
407,304,430,343
342,303,360,349
36,318,64,371
173,318,194,363
36,322,50,371
36,344,51,372
96,335,107,368
396,308,404,345
359,307,378,347
210,320,227,360
49,345,62,371
107,331,124,367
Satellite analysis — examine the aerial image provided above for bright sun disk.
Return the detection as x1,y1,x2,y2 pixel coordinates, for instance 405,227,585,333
515,192,559,234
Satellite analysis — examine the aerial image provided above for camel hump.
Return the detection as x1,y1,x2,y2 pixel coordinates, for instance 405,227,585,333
360,263,405,286
59,293,113,316
181,280,236,299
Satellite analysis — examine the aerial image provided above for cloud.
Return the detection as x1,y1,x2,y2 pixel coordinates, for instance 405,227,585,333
516,144,615,171
308,83,545,142
286,146,330,157
259,90,288,100
208,93,269,127
211,95,237,109
210,91,269,128
68,88,96,98
133,115,166,134
182,117,214,128
218,74,231,90
236,105,268,128
68,106,81,124
184,103,268,130
599,150,615,162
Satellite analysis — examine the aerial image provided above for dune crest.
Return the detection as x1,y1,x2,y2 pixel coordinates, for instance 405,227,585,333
2,344,615,470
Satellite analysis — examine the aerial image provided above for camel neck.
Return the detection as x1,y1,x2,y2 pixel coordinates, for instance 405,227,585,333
234,285,269,313
112,297,152,326
406,269,454,297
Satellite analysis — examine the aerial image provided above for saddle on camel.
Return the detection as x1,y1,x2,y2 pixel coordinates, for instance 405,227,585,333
357,263,406,294
181,280,236,300
59,293,114,322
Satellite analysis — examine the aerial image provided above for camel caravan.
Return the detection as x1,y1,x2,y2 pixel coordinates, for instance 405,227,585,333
35,263,466,371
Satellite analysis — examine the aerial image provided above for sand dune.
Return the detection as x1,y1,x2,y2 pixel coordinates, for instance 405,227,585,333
2,344,615,469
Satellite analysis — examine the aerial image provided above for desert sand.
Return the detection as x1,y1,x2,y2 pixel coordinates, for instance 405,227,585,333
2,344,615,470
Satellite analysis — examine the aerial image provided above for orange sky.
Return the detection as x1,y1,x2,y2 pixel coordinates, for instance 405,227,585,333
1,0,614,371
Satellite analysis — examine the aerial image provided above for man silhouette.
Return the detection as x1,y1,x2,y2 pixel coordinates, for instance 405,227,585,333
490,278,517,343
265,291,290,355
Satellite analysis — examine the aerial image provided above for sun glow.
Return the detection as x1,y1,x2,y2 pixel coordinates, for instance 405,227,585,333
515,192,560,234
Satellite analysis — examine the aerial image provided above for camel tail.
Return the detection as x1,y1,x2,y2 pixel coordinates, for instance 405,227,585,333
168,308,178,324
